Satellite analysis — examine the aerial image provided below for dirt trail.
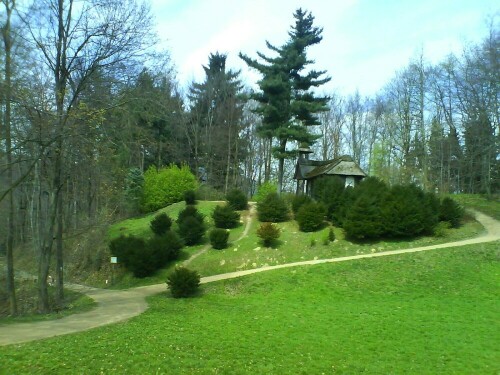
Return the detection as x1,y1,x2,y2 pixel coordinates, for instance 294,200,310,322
1,209,498,346
183,203,256,266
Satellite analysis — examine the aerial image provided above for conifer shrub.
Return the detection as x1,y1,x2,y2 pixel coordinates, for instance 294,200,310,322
177,205,204,225
440,197,464,228
209,228,229,249
128,245,159,278
253,181,278,202
212,204,240,229
226,188,248,210
311,176,345,221
434,221,451,237
257,193,289,222
256,222,280,247
166,267,200,298
328,227,336,242
184,190,197,205
343,194,385,240
291,194,313,215
109,235,145,271
296,202,326,232
178,215,206,246
147,231,183,266
382,185,426,238
150,213,172,236
422,192,440,235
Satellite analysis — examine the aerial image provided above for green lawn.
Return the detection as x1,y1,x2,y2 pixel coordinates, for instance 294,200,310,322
108,201,223,240
2,242,498,374
105,197,486,286
452,193,500,220
187,217,484,277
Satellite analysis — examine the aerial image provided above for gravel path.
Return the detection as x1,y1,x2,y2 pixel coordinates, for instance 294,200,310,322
1,209,498,346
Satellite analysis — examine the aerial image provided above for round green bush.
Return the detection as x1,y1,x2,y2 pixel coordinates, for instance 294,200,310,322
257,193,289,222
226,189,248,210
253,181,278,203
343,194,385,240
212,204,240,229
108,235,145,270
209,228,229,249
328,227,336,242
291,194,313,215
166,267,201,298
296,202,326,232
177,205,204,225
440,197,464,228
150,213,172,236
147,230,184,266
184,190,197,205
256,222,280,247
178,215,206,245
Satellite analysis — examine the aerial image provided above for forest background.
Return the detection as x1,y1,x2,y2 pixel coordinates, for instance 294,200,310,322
0,1,498,315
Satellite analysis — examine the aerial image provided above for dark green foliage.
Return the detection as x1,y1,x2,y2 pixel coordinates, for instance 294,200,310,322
166,267,200,298
184,190,197,205
343,194,385,240
177,205,204,225
212,204,240,229
147,231,183,266
178,215,206,246
209,228,229,249
127,245,158,278
422,192,440,234
328,227,336,242
256,222,280,247
257,193,289,222
109,231,184,278
311,176,345,221
124,167,144,213
226,189,248,210
239,9,330,192
109,235,146,271
291,194,313,215
440,197,464,228
296,202,326,232
332,186,356,226
382,185,426,238
150,213,172,236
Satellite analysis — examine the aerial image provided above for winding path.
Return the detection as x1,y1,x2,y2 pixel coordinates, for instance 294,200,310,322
1,209,498,346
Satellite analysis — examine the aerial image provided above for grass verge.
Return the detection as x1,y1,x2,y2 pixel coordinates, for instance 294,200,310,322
1,242,498,373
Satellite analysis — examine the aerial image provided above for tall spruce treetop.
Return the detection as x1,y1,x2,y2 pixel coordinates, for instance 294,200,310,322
239,8,330,192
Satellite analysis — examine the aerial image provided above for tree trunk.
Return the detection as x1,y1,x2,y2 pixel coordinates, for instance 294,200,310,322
2,0,17,315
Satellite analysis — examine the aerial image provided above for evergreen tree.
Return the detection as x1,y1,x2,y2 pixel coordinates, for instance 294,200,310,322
188,52,245,191
240,8,330,192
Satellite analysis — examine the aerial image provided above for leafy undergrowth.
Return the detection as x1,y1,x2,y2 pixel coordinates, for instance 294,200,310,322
452,193,500,220
1,243,498,373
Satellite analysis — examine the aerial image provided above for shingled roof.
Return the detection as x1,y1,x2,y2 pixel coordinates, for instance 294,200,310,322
294,155,367,180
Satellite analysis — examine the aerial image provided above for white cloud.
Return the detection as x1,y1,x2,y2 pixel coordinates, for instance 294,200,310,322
152,0,497,96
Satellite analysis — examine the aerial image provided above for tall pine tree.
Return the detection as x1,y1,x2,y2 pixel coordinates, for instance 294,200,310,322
188,52,245,191
240,8,330,192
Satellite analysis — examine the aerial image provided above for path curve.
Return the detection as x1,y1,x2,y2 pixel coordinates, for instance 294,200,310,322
1,209,498,346
183,203,256,266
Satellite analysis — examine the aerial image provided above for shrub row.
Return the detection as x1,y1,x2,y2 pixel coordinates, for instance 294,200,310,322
109,231,183,278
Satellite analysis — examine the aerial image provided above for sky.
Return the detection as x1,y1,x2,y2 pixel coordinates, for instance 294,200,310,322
151,0,498,96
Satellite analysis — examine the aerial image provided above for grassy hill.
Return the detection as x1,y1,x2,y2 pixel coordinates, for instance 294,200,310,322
106,198,484,287
2,242,498,373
